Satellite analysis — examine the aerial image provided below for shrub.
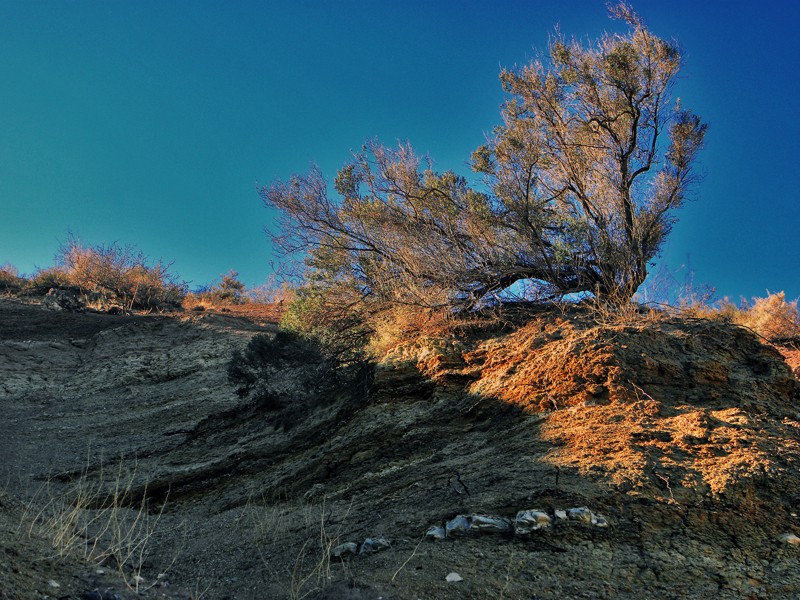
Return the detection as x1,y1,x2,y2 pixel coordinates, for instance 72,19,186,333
262,3,705,315
737,292,800,342
229,331,355,429
279,282,373,363
55,237,186,312
0,263,25,294
228,326,374,429
186,270,250,309
25,267,74,295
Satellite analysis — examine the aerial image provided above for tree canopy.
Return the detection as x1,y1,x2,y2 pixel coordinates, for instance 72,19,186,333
262,3,706,312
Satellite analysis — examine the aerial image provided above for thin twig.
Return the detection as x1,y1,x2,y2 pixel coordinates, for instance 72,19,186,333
391,535,425,582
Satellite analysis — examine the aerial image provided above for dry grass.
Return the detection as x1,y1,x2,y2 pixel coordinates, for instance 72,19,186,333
20,460,179,592
241,495,352,600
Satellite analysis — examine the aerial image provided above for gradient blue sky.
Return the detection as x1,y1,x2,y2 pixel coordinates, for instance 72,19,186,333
1,0,797,300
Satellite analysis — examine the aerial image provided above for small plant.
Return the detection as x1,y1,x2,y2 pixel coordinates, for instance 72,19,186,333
239,495,352,600
289,497,351,600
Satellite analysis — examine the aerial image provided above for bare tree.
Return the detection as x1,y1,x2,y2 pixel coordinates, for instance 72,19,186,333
474,2,707,301
262,3,706,311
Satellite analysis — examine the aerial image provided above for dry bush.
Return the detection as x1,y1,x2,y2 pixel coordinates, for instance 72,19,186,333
55,237,186,312
247,275,296,305
26,267,74,295
736,292,800,342
668,291,800,343
0,263,25,294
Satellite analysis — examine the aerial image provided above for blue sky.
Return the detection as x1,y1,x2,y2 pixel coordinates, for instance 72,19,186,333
0,0,797,300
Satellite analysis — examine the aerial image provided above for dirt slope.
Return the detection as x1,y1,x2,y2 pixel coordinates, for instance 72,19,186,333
2,298,800,599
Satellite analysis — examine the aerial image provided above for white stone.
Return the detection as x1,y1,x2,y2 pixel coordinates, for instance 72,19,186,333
567,507,594,524
359,537,391,555
554,509,568,521
469,514,512,533
47,580,60,588
779,533,800,545
445,515,471,536
591,514,609,527
425,525,447,540
446,572,464,583
514,510,552,534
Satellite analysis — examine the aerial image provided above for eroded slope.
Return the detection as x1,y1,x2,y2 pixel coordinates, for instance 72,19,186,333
2,299,800,600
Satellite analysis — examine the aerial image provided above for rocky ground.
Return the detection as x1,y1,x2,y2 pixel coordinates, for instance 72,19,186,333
2,296,800,599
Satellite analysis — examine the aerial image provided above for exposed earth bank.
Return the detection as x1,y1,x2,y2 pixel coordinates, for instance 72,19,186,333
2,297,800,599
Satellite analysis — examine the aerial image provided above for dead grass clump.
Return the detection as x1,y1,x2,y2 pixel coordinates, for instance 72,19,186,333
368,305,465,358
582,296,667,329
468,314,621,412
21,461,178,593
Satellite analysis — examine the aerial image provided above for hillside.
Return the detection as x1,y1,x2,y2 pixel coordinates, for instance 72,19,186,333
2,297,800,599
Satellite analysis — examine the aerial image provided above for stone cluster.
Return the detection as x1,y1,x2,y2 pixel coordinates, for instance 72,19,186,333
332,537,391,558
426,506,609,540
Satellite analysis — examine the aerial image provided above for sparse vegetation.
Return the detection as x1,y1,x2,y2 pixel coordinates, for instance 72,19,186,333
1,237,187,312
186,270,248,309
21,461,177,593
